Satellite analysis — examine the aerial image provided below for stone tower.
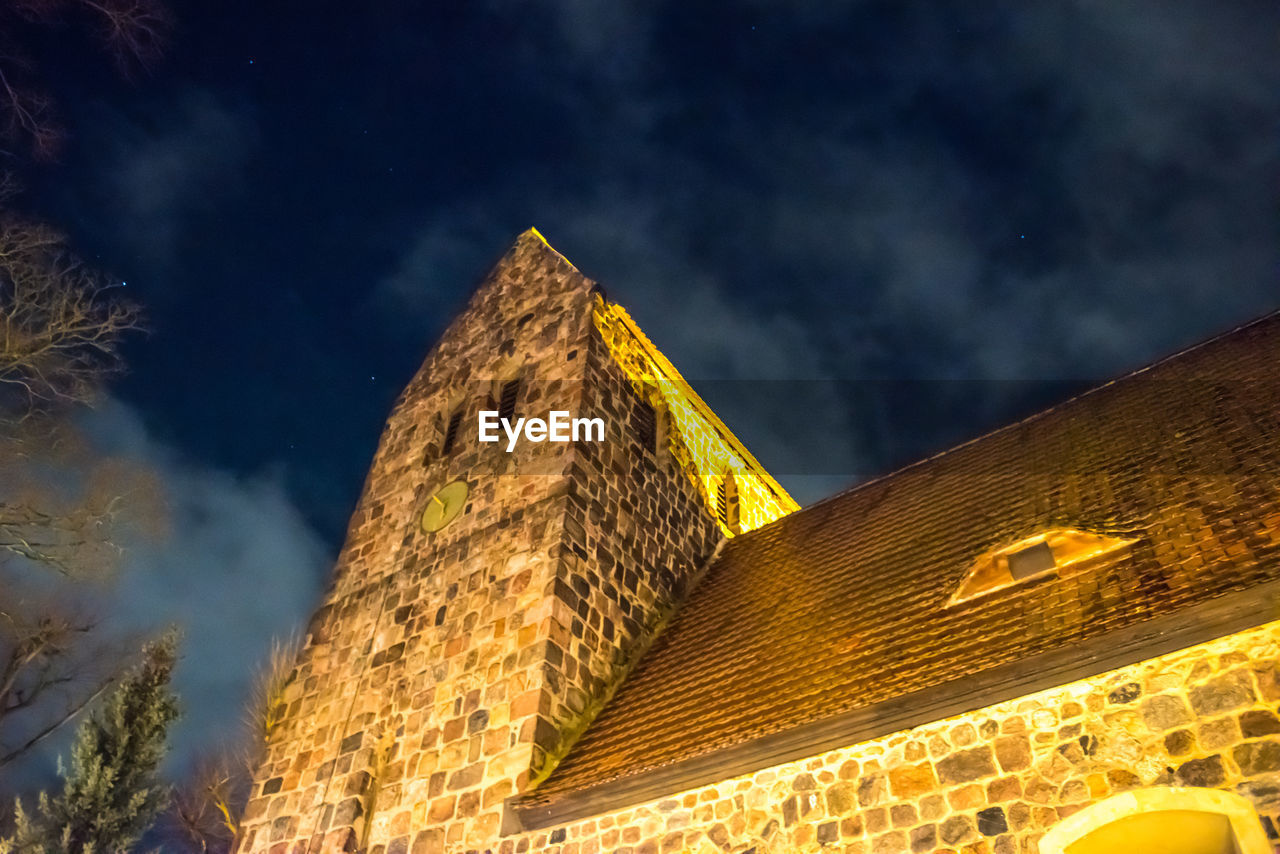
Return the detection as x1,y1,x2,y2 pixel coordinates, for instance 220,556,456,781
235,230,795,854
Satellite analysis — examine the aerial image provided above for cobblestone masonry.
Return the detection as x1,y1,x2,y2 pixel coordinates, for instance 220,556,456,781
238,230,1280,854
236,230,742,853
494,621,1280,854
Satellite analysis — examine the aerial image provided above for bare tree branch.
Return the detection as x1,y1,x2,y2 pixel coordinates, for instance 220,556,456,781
0,608,118,768
0,215,142,413
0,0,172,160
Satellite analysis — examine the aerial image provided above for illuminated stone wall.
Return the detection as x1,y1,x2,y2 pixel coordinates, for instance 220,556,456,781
235,230,1280,854
235,231,725,854
490,621,1280,854
592,300,798,535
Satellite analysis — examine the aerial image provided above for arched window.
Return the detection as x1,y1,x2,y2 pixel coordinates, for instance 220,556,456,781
1039,787,1271,854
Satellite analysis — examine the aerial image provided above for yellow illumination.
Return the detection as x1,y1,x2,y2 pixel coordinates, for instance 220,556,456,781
949,528,1138,606
1041,787,1272,854
592,298,798,535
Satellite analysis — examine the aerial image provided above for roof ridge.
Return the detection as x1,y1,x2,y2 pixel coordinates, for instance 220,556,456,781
751,306,1280,526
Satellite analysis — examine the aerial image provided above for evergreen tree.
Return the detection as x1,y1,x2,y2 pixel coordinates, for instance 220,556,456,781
3,633,181,854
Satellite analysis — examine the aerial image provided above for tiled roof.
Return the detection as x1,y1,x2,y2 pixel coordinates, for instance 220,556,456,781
515,311,1280,825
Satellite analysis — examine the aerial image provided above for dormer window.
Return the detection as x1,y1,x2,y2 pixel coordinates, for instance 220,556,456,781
948,528,1137,607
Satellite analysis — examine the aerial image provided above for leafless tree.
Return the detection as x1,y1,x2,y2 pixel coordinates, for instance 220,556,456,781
1,0,171,161
0,607,113,769
164,753,244,853
0,215,141,412
0,0,169,790
159,635,300,853
0,211,143,572
0,210,151,771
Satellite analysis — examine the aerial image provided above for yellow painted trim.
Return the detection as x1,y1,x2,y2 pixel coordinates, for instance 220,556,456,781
1040,787,1272,854
592,298,798,534
607,305,798,512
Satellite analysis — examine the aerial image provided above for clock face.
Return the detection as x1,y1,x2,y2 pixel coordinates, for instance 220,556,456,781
421,480,469,533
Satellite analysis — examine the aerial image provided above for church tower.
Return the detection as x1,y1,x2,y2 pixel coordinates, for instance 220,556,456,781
234,230,795,854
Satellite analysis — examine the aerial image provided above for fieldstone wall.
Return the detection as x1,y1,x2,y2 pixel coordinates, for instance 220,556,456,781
591,300,796,535
236,231,723,854
529,313,722,789
236,229,1280,854
489,620,1280,854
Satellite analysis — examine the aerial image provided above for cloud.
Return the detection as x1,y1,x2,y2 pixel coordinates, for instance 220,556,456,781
368,193,866,503
368,0,1277,497
4,399,327,785
87,399,327,771
98,90,257,271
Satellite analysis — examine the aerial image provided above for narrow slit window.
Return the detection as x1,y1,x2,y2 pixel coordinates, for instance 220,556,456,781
441,409,463,456
717,472,740,533
498,378,520,423
634,401,657,454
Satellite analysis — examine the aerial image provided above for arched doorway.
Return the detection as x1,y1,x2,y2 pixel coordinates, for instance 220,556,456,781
1040,787,1271,854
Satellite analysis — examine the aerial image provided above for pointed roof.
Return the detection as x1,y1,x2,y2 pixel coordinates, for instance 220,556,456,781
514,310,1280,828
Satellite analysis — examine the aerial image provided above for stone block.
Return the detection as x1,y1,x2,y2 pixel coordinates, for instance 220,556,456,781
871,830,907,854
427,795,455,822
1198,716,1241,750
817,821,839,845
909,823,937,853
1105,769,1142,790
825,782,857,814
447,761,484,791
976,807,1008,836
1253,663,1280,702
993,736,1031,772
1165,729,1196,755
948,783,986,810
889,762,937,798
937,747,997,784
921,794,947,820
1107,682,1141,704
1240,710,1280,737
1141,694,1193,730
1235,740,1280,776
791,772,817,791
987,776,1021,802
1006,801,1032,831
857,773,887,807
890,803,918,828
1189,670,1255,716
940,814,977,846
1176,755,1226,787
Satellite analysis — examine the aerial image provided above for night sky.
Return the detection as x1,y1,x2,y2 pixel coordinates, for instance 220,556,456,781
10,1,1279,783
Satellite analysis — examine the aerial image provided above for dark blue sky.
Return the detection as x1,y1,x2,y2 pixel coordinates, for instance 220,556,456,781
10,0,1279,779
